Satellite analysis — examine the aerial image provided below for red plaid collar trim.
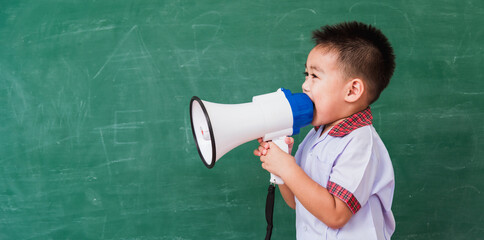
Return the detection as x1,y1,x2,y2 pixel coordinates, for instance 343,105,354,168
328,107,373,137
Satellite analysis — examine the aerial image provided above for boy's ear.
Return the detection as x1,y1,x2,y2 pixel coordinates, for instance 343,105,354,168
344,78,365,103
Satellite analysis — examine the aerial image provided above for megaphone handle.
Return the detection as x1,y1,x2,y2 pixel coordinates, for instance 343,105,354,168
270,137,288,185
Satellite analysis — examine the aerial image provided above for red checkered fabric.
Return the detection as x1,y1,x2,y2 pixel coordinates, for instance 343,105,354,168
328,107,373,137
327,181,361,214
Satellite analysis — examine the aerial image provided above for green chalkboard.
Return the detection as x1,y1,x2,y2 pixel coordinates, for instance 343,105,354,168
1,1,483,239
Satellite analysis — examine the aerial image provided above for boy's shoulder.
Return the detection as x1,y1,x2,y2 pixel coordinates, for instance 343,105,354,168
330,125,377,153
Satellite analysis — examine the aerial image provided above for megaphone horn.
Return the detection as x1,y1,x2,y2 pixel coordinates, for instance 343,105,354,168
189,88,313,183
190,96,217,168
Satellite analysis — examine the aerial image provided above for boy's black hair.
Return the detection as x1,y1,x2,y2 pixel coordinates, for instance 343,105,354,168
312,21,395,104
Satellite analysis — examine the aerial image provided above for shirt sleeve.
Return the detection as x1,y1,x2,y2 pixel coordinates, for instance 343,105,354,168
327,127,378,214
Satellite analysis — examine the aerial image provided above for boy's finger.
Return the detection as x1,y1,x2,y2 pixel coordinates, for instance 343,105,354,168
285,137,294,145
258,146,268,155
257,138,263,143
253,149,261,156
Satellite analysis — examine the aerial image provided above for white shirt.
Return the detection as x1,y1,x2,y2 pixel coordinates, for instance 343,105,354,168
294,114,395,239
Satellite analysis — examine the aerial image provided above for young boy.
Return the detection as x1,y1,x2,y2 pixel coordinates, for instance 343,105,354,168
254,21,396,239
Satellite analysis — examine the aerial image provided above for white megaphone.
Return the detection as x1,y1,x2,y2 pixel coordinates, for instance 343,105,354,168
189,88,313,184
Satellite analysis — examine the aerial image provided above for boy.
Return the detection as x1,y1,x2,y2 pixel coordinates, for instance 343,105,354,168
254,21,396,239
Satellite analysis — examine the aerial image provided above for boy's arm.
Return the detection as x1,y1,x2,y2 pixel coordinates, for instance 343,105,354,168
278,136,296,209
258,141,353,229
278,183,295,209
254,137,296,209
282,162,353,229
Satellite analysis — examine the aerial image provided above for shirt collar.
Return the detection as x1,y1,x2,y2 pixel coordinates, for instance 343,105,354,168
324,107,373,137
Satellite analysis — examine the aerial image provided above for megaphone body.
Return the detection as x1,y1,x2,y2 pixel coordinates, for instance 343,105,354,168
190,88,313,184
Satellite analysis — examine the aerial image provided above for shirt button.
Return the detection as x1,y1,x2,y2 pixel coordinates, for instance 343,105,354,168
304,225,308,232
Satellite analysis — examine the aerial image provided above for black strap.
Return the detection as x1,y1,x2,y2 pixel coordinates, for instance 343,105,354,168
265,184,276,240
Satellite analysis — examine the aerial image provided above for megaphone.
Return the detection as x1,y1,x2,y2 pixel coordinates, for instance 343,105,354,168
190,88,313,184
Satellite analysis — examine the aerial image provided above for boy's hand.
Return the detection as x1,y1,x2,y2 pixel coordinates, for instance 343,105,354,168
253,137,294,156
285,137,294,154
253,138,269,156
253,137,297,179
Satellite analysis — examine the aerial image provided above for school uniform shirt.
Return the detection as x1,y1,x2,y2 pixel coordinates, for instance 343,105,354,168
294,107,395,240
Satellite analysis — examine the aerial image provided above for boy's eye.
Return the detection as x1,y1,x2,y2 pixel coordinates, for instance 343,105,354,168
303,72,319,79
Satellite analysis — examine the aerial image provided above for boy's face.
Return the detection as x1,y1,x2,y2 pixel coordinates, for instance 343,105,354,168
303,46,349,127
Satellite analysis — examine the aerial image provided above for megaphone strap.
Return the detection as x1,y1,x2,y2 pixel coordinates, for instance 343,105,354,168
265,184,276,240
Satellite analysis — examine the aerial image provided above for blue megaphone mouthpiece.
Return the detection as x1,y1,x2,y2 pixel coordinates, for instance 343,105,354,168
280,88,314,135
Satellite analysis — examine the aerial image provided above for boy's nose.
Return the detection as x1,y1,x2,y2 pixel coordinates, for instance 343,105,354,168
302,81,310,93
